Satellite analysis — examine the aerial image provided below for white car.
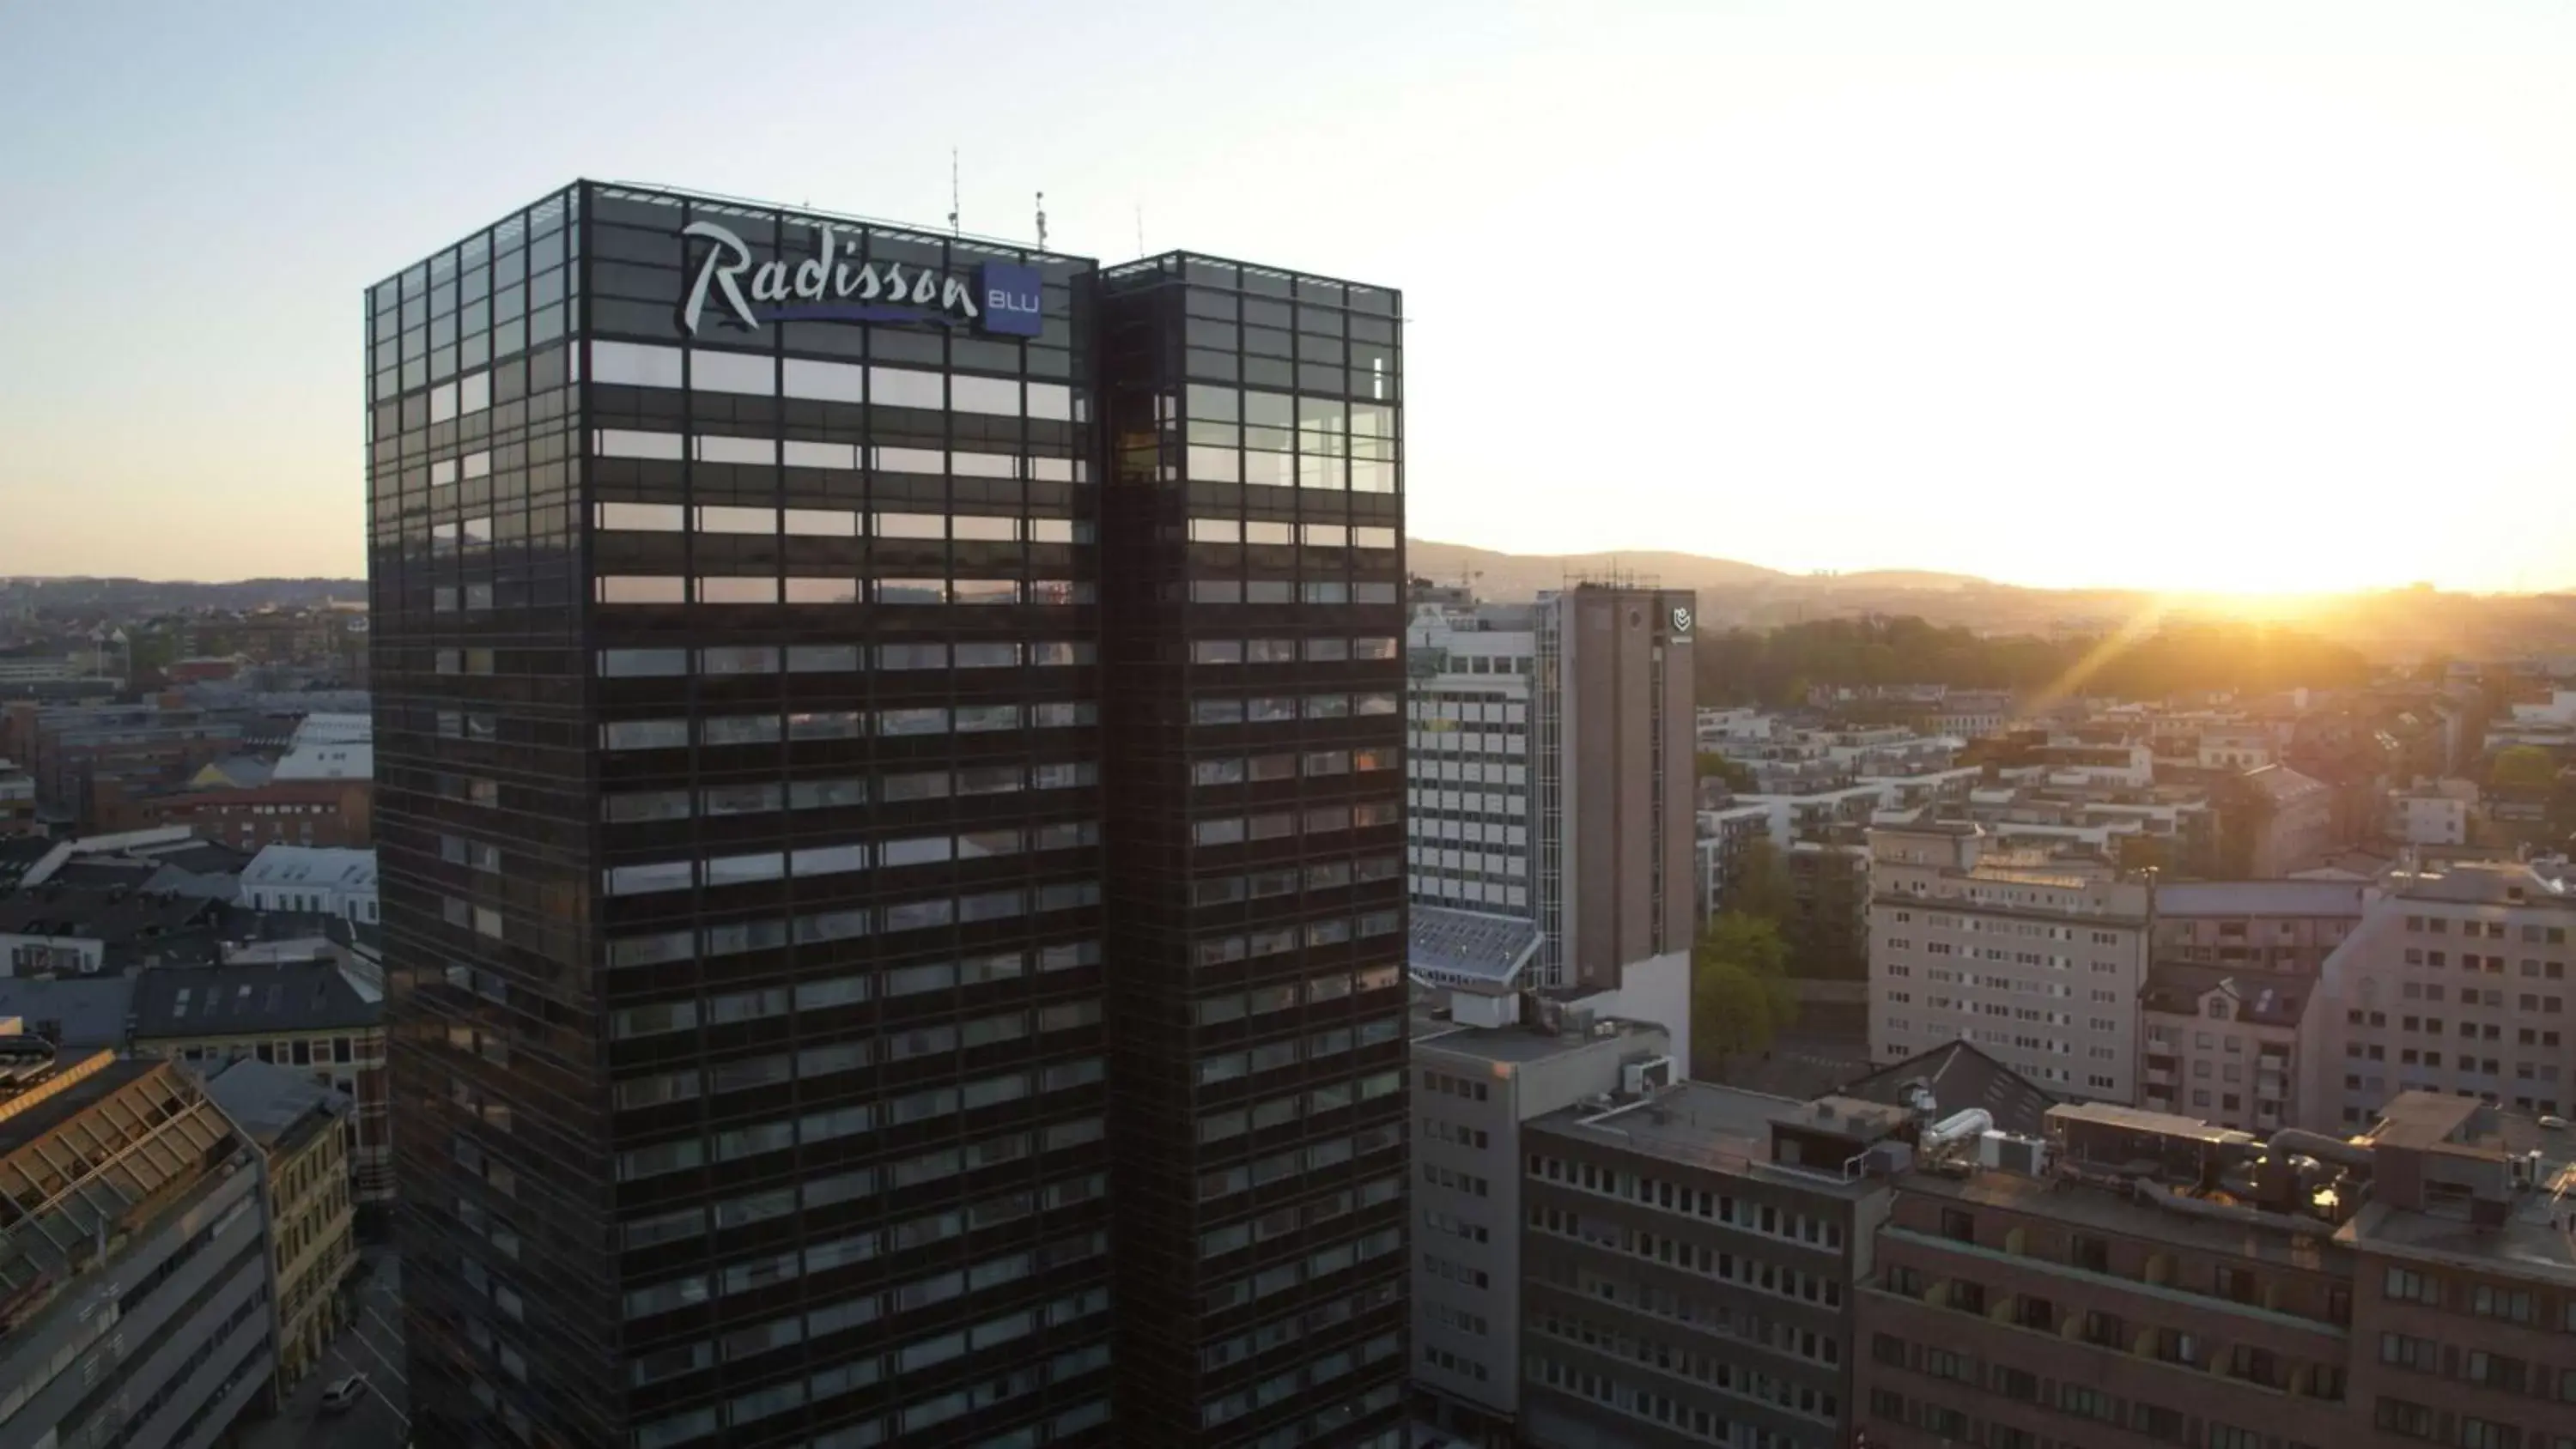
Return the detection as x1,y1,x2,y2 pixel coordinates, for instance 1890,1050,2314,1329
319,1375,368,1413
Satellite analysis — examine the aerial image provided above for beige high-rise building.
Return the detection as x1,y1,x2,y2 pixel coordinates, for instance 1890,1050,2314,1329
1408,582,1700,1058
1537,584,1698,989
1868,820,2154,1099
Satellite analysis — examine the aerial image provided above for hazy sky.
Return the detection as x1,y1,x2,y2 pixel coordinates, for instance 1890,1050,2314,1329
5,1,2575,592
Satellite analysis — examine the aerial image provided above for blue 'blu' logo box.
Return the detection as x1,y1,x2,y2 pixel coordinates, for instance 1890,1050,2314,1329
978,264,1044,336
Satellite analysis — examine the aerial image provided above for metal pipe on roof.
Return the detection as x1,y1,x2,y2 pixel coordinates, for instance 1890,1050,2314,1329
1924,1108,1993,1151
2267,1128,2373,1171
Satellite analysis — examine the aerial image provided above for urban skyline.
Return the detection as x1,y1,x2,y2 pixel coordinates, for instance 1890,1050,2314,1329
9,2,2576,591
9,9,2576,1449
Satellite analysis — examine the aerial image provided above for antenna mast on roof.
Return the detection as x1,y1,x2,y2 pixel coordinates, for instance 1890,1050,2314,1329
1035,191,1048,253
948,149,961,236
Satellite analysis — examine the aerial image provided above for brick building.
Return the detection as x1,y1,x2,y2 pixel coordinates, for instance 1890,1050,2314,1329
1850,1094,2576,1449
145,779,374,849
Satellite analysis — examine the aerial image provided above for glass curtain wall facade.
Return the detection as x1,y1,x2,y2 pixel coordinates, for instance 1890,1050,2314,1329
1095,255,1410,1449
372,183,1115,1449
371,185,1404,1449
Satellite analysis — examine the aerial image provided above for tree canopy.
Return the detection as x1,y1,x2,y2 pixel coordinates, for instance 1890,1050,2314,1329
2492,745,2561,792
1692,615,2372,708
1724,835,1793,925
1692,912,1798,1074
1696,752,1756,792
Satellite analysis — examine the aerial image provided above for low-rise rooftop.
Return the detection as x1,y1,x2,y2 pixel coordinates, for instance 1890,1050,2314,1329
2386,858,2576,911
129,958,380,1039
0,886,224,961
1407,906,1542,989
0,976,135,1046
2154,879,2372,919
1411,1010,1666,1066
2142,963,2310,1028
1531,1081,1882,1195
1836,1039,2058,1137
205,1057,345,1156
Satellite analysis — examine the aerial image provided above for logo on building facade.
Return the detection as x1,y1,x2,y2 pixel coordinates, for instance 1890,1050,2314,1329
681,221,1040,337
978,263,1043,337
1670,606,1693,634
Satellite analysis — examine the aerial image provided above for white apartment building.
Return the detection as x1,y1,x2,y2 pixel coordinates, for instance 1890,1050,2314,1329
1406,600,1537,915
1868,820,2154,1100
2299,857,2576,1130
238,844,380,924
1694,803,1772,923
2386,779,2476,846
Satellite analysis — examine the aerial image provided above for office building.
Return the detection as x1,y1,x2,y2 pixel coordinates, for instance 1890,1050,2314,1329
1092,246,1410,1446
1511,1040,2055,1449
1534,585,1698,988
369,182,1405,1449
1406,992,1673,1447
2301,857,2576,1128
0,1052,277,1449
1407,584,1696,987
1405,585,1698,1061
1850,1093,2576,1449
2342,1093,2576,1449
1854,1100,2361,1449
1519,1082,1895,1449
1868,821,2154,1100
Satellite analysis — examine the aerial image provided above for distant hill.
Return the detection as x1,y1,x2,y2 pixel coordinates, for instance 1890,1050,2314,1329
1406,540,1792,598
1405,541,1991,599
1400,541,2576,662
1818,569,1990,591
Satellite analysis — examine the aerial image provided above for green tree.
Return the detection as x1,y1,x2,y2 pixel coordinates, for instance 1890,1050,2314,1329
2120,834,2172,876
1696,753,1756,792
1725,835,1793,925
1692,912,1799,1072
2492,745,2560,793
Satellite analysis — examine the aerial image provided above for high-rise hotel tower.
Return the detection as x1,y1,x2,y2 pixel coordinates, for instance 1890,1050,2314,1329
367,182,1406,1449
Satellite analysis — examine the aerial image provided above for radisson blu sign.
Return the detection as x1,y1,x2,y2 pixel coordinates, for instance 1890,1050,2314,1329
680,221,1043,338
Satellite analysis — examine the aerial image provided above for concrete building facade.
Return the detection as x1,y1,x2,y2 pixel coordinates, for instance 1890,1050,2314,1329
1868,821,2154,1100
0,1055,278,1449
1854,1102,2359,1449
1519,1082,1894,1449
1852,1093,2576,1449
205,1057,356,1391
2301,858,2576,1129
1406,1003,1673,1448
2152,879,2372,977
2140,963,2308,1133
1408,584,1698,995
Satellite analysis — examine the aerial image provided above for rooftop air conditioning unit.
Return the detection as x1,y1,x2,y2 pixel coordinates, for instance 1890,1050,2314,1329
1622,1057,1674,1095
1978,1131,2049,1175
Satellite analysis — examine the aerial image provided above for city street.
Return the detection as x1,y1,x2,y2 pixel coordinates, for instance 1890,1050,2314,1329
243,1246,408,1449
